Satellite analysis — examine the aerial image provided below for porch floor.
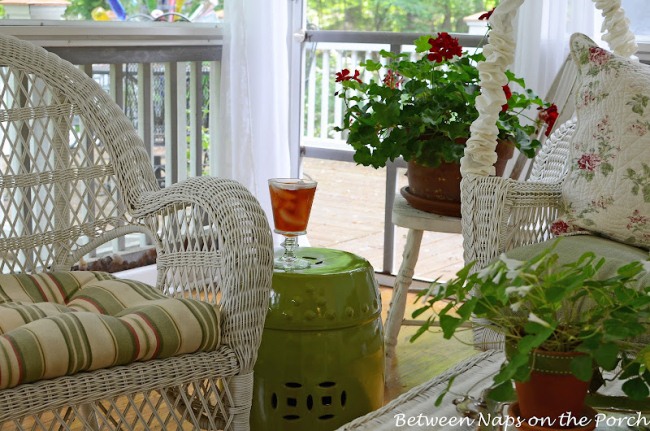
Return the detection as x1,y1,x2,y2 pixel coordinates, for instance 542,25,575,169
304,157,465,283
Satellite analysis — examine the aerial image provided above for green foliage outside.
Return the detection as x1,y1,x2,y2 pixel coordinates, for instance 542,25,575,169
64,0,222,21
307,0,499,33
64,0,499,25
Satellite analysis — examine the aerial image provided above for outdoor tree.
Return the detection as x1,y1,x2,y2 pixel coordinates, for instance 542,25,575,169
307,0,499,33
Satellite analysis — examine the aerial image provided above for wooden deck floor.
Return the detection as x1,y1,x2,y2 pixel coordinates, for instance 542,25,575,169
304,157,465,283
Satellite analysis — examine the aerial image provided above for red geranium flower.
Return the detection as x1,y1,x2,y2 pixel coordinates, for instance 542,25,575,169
501,84,512,112
538,104,559,136
478,8,495,21
335,69,362,83
427,32,463,63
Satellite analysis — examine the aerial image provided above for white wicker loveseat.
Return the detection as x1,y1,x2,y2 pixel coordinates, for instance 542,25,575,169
461,0,648,348
461,0,639,267
0,33,273,430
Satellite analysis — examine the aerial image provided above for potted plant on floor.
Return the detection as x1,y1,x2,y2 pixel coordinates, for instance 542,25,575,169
411,243,650,429
334,28,558,217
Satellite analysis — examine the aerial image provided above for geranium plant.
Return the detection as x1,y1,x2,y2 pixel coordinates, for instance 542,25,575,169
411,243,650,403
334,30,559,168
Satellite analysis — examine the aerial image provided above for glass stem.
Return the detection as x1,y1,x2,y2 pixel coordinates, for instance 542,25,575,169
282,236,299,261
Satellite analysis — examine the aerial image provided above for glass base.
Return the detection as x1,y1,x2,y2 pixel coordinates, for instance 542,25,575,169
274,235,311,271
274,254,311,271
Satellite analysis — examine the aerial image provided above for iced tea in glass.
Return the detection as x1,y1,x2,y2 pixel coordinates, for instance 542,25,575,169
268,178,317,270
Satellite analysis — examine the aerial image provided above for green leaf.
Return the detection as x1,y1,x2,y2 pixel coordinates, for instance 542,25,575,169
360,59,382,72
637,345,650,369
496,352,529,384
518,331,553,353
409,320,431,342
411,305,429,319
603,320,634,340
488,381,515,402
455,296,478,321
622,378,650,400
434,375,456,406
571,355,594,382
593,343,619,370
439,314,462,339
414,35,432,53
545,285,568,303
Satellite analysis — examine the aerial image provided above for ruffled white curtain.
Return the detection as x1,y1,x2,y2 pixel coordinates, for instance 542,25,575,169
217,0,292,229
512,0,599,97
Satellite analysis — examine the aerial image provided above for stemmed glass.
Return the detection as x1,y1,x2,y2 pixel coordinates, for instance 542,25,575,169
268,178,317,271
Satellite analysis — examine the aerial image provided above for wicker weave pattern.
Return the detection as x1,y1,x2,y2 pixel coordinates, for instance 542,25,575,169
462,121,575,268
461,0,635,270
0,33,273,430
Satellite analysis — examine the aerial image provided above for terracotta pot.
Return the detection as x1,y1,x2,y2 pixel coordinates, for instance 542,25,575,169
515,350,592,427
403,159,463,217
402,140,515,217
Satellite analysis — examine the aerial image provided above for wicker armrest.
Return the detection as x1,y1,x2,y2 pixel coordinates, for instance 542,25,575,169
462,175,562,268
134,176,274,372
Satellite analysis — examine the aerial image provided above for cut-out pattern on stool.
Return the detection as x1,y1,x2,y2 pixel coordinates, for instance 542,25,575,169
269,380,348,424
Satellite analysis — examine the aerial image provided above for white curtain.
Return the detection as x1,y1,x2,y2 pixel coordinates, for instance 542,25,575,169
512,0,599,97
218,0,292,229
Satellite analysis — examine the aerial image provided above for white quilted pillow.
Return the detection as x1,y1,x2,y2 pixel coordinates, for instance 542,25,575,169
551,33,650,249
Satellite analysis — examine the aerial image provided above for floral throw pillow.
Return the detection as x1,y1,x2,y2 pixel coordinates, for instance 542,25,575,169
550,33,650,249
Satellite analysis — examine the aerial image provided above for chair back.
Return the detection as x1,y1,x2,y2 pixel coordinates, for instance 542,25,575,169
0,35,159,273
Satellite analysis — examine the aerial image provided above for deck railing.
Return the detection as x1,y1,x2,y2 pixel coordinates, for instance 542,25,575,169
0,23,484,272
8,24,646,274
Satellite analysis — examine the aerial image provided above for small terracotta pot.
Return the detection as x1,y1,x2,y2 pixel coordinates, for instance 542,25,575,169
515,350,591,426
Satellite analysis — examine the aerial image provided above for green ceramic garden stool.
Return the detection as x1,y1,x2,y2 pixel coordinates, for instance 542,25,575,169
251,247,384,431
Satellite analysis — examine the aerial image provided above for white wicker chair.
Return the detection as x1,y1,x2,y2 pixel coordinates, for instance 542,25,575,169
0,33,273,430
460,0,637,347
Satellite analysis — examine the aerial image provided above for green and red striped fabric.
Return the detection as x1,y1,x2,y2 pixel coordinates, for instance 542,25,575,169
0,272,220,389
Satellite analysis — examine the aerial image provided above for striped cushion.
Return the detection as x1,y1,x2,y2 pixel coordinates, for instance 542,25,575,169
0,271,114,305
0,302,71,334
0,272,220,389
67,278,169,314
